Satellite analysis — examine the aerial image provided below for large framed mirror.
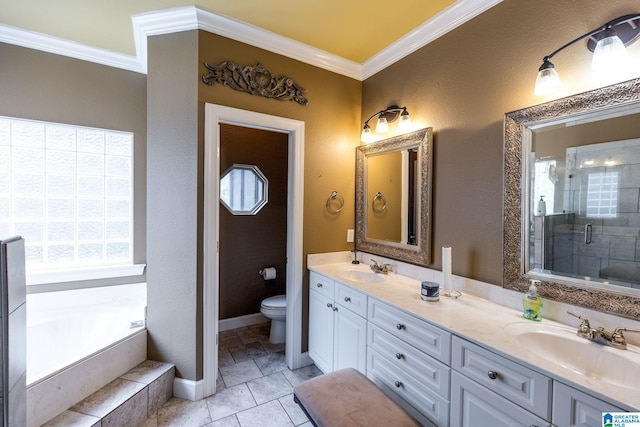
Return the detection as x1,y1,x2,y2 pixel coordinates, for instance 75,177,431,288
504,78,640,319
355,127,433,265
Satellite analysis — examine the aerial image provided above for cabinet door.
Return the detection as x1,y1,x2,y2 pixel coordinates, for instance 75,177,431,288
552,382,625,427
450,372,550,427
308,290,334,373
333,304,367,373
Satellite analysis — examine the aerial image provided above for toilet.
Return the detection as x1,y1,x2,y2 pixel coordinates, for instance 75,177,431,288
261,294,287,344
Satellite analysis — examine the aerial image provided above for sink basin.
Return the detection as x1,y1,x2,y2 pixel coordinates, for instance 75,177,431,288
504,322,640,389
342,269,386,284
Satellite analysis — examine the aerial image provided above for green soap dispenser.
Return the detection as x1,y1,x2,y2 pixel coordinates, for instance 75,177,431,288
523,279,542,321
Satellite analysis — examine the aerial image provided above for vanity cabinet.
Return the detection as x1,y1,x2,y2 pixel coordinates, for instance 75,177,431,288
552,381,625,427
308,271,367,374
450,336,552,427
367,298,451,426
450,372,551,427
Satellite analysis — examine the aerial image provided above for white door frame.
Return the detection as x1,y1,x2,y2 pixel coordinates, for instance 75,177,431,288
203,103,305,397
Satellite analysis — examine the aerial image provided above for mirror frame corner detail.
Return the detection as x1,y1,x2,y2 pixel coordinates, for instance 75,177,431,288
355,127,434,266
503,77,640,319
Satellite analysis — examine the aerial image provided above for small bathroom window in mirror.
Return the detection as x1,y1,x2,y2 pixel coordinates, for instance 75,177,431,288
220,164,268,215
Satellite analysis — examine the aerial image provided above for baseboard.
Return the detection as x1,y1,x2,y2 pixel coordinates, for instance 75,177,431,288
219,313,268,332
173,377,204,401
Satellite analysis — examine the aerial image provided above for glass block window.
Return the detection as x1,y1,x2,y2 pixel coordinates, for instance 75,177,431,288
586,171,618,218
0,116,133,271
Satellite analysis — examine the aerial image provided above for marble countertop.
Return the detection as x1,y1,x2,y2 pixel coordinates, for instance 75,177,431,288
309,261,640,411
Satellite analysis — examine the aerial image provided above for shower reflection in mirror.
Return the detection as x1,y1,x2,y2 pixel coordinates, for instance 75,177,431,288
530,135,640,288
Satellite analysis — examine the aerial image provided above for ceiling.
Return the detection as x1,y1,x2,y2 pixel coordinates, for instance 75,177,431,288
0,0,501,78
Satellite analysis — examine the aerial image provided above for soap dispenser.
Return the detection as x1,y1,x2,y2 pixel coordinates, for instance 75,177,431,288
523,279,542,321
536,196,546,216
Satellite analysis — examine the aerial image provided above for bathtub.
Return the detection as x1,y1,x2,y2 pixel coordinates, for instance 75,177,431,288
26,283,147,426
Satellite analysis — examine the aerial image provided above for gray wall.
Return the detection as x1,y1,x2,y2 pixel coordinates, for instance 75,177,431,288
0,42,147,291
146,31,201,380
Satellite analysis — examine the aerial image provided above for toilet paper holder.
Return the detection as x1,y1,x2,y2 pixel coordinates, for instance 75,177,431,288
259,267,277,280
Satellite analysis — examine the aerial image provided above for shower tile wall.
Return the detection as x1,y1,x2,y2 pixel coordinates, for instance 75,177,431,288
543,143,640,287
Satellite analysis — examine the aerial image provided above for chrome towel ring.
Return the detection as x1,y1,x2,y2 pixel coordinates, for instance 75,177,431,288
326,190,344,213
372,192,387,213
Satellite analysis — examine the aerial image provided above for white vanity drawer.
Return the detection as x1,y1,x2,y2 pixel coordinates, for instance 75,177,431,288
335,282,367,317
368,324,450,398
368,347,450,427
309,271,334,299
452,336,552,420
368,298,451,364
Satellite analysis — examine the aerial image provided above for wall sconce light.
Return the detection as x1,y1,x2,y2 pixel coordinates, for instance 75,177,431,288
361,105,411,143
534,14,640,96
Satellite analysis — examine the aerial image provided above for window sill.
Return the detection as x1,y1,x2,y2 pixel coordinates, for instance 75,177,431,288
26,264,146,285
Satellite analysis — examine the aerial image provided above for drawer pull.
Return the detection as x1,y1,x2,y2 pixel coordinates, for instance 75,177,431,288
326,303,332,308
344,296,351,302
394,381,402,388
395,353,404,360
487,370,498,380
316,283,323,288
333,306,339,312
396,323,405,330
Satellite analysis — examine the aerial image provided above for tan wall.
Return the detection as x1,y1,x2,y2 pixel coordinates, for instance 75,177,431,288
197,32,362,361
198,33,362,262
362,0,640,285
367,151,402,241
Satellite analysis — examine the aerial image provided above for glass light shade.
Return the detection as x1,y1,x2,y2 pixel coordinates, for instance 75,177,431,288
592,34,628,73
375,117,389,133
534,66,562,96
361,126,373,143
397,112,412,131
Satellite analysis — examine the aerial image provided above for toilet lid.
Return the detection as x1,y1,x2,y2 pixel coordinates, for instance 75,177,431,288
262,294,286,308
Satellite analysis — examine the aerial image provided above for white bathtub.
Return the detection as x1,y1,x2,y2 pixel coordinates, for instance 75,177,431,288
26,282,146,384
26,283,147,426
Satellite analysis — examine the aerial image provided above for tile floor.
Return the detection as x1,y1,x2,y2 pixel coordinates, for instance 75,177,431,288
141,323,322,427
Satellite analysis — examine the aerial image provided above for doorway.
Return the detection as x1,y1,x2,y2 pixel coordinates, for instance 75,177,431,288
203,104,305,398
218,124,288,320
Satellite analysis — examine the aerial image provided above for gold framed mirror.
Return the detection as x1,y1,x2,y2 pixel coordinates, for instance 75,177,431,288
504,78,640,319
355,128,433,265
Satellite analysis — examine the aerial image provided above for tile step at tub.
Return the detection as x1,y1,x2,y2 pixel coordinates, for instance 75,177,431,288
42,360,175,427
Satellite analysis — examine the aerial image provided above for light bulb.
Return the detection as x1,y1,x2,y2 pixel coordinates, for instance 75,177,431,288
397,110,412,131
375,116,389,133
592,32,628,73
361,125,373,143
534,61,561,96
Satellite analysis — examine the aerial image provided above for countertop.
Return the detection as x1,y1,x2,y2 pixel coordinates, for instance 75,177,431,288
309,262,640,411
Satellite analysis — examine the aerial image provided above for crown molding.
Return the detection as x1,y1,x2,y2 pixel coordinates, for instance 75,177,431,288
132,6,362,79
362,0,503,79
0,24,143,73
0,1,501,80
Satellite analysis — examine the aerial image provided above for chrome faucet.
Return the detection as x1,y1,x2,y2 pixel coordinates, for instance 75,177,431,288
568,311,640,350
370,259,391,274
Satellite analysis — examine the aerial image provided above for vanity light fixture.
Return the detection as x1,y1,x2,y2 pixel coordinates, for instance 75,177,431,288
534,13,640,96
361,106,411,143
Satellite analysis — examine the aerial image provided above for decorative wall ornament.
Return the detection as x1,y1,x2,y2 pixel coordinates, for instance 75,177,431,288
202,61,308,105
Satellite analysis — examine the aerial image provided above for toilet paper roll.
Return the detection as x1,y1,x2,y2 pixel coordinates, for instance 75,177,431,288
261,267,276,280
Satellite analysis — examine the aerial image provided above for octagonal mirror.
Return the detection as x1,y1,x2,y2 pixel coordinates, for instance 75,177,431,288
220,164,268,215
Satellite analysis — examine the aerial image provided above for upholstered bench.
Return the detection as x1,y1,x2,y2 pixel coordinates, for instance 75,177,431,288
293,368,421,427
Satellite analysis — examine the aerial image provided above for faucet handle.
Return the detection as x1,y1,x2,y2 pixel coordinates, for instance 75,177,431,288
567,311,591,337
611,327,640,349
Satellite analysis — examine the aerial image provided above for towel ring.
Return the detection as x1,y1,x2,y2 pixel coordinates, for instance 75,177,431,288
326,190,344,213
372,192,387,213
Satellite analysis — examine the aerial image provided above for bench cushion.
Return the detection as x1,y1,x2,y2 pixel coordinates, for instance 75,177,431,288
293,368,420,427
